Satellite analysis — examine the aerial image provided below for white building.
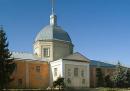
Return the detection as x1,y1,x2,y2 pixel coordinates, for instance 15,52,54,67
50,52,90,87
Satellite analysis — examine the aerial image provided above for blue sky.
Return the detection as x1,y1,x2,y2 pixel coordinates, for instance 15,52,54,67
0,0,130,67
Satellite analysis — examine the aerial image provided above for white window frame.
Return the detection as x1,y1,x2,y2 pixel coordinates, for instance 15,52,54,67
74,68,78,77
54,68,57,77
43,48,50,57
81,70,84,77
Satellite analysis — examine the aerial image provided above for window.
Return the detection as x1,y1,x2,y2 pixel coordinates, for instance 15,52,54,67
18,79,22,86
82,79,85,84
43,48,50,57
54,68,57,76
67,78,71,84
81,70,84,77
68,69,71,76
74,68,78,77
36,66,40,72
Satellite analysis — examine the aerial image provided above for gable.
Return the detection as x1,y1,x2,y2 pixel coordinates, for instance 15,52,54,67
63,52,90,63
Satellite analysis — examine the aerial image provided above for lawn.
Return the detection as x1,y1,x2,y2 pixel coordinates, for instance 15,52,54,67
96,87,130,91
3,88,130,91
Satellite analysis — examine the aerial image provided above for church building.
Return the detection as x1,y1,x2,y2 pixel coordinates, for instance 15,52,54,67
9,1,116,89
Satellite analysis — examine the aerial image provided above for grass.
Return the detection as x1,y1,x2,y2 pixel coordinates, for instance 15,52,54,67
3,88,130,91
97,87,130,91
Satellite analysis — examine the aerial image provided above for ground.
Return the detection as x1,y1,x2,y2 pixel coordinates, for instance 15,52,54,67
6,88,130,91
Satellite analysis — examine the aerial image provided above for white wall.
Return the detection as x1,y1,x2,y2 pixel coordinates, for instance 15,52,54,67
50,59,90,88
50,59,63,86
63,60,90,87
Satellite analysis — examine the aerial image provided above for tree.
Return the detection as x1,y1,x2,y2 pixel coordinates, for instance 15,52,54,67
53,77,65,91
104,74,113,87
125,69,130,87
111,62,126,88
96,67,104,87
0,26,16,90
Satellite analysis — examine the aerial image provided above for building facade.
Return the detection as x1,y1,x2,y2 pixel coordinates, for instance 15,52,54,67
9,58,49,89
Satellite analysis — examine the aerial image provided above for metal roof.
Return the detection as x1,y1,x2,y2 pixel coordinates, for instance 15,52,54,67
11,52,116,68
35,25,72,42
90,60,116,68
11,52,44,61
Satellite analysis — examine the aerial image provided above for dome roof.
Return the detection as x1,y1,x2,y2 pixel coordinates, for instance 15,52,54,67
35,25,72,42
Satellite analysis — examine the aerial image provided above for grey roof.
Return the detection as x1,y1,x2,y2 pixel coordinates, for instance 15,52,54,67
11,52,116,68
35,25,72,42
11,52,43,61
90,60,116,68
63,52,90,63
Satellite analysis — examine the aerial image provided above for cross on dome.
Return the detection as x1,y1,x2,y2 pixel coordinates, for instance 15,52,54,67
50,0,57,26
51,0,55,15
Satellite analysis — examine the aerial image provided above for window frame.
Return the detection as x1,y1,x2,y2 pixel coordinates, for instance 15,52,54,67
67,78,71,84
81,70,84,77
74,68,78,77
36,66,40,72
68,69,71,76
82,79,85,84
54,68,58,77
43,48,50,57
